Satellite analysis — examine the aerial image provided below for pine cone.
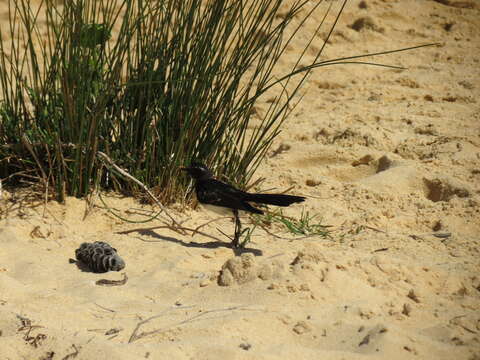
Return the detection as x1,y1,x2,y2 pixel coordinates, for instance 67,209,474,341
75,241,125,273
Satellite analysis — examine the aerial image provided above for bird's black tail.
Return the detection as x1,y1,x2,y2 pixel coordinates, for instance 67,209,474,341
245,193,305,207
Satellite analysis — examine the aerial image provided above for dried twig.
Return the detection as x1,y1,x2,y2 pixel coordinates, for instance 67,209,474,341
96,151,185,232
95,272,128,287
129,305,250,343
128,305,194,343
216,227,234,242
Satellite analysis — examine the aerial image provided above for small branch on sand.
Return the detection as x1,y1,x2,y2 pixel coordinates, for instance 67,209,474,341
96,151,186,234
128,305,195,343
95,272,128,287
128,305,251,343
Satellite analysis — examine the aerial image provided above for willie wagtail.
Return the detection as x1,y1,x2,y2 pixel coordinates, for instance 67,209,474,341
182,162,305,247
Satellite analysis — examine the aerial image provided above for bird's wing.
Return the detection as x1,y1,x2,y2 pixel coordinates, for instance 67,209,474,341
197,179,246,207
196,179,264,214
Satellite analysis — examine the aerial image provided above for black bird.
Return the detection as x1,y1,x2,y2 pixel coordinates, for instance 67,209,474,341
182,162,305,247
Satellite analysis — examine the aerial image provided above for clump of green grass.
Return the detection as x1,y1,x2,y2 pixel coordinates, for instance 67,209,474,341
234,208,330,247
253,208,331,237
0,0,435,205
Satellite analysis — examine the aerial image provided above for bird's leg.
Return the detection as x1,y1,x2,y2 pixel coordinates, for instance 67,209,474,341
232,209,242,248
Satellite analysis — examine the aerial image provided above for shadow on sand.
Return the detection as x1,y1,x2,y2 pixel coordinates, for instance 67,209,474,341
117,227,263,256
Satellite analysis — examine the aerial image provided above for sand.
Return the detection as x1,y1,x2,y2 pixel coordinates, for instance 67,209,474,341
1,0,479,359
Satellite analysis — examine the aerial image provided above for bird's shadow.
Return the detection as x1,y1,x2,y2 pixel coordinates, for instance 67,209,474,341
117,227,263,256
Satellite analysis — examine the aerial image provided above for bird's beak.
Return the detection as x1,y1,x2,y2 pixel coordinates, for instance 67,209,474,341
180,166,189,172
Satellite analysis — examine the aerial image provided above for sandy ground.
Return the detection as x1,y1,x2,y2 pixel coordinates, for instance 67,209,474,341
1,0,479,359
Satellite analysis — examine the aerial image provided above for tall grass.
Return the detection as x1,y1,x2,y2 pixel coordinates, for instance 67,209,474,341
0,0,432,204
